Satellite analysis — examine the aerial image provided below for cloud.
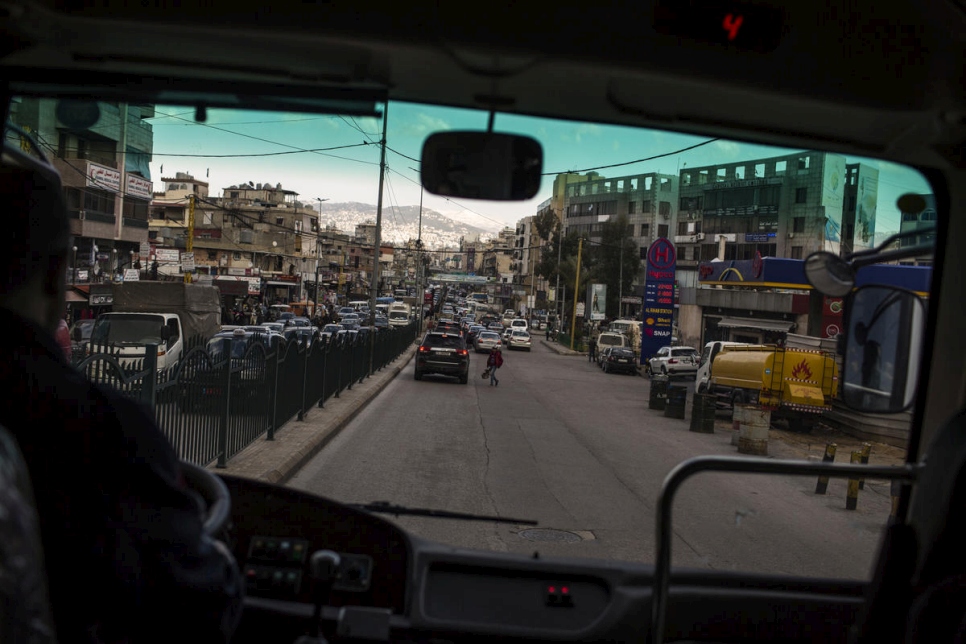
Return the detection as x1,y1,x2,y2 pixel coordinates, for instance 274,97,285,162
393,112,452,137
713,140,742,156
559,123,602,144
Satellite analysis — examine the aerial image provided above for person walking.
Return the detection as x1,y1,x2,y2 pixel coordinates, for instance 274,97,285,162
588,327,598,363
487,346,504,386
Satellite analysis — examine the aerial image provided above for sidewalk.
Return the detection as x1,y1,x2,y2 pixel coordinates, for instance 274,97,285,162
539,331,586,356
208,348,416,484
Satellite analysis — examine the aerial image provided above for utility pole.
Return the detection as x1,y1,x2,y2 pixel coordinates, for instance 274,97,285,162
369,102,389,376
619,240,624,319
184,193,195,284
555,216,563,326
410,166,424,339
570,236,583,351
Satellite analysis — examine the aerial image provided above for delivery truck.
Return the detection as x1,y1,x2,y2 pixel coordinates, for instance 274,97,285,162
87,282,222,372
706,345,839,432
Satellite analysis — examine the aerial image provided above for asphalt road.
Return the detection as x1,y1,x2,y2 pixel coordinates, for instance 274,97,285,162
289,340,892,580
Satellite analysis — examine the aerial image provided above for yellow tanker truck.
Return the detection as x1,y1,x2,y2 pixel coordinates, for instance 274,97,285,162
708,346,839,432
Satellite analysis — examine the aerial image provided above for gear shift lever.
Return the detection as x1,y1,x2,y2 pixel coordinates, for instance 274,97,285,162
294,550,341,643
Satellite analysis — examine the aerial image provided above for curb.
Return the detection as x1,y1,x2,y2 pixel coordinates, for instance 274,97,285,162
540,339,586,356
211,347,416,485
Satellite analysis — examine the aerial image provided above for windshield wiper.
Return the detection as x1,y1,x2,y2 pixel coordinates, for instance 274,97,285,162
349,501,537,525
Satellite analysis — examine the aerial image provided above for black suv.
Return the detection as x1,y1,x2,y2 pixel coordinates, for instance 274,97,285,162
414,332,470,384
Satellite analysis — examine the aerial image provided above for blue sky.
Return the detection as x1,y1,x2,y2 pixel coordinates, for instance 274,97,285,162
146,102,931,233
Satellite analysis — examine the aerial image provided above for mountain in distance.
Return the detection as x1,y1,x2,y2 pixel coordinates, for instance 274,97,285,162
313,201,501,248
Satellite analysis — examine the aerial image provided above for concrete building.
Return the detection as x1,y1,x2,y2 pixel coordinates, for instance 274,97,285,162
898,193,936,267
676,151,878,267
9,98,155,283
148,176,321,303
559,171,679,252
512,214,550,309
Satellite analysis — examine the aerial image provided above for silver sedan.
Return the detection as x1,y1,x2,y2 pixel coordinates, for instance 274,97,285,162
474,331,503,353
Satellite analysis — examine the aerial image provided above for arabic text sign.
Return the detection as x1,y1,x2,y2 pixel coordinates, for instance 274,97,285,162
126,174,153,199
86,162,121,192
641,238,677,364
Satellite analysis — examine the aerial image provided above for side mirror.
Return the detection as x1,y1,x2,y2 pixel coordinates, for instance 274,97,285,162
71,327,82,341
160,326,173,341
841,285,926,413
420,132,543,201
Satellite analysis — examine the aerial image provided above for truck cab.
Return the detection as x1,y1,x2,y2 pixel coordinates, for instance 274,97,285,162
89,312,183,372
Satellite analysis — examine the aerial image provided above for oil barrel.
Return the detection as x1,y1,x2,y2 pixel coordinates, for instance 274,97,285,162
689,393,716,433
649,376,669,410
735,403,770,455
664,385,687,419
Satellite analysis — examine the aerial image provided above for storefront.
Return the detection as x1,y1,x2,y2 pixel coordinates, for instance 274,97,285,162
263,274,301,304
690,256,932,348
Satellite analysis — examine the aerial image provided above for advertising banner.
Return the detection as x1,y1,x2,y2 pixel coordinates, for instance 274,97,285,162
586,283,607,321
641,238,677,364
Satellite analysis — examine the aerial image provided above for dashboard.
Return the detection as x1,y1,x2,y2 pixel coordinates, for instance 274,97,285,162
221,475,866,643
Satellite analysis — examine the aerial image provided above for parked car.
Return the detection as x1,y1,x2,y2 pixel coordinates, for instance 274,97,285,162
414,332,470,384
320,324,346,343
601,347,638,375
648,346,700,379
179,328,272,412
595,332,628,365
508,329,532,351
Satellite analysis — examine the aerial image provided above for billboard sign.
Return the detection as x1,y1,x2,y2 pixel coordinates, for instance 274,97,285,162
641,238,677,364
854,170,878,249
586,283,607,321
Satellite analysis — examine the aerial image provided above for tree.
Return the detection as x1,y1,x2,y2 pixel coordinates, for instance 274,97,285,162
589,214,640,319
533,207,558,241
535,226,581,285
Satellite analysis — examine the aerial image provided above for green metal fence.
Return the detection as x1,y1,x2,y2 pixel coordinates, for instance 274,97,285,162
73,323,418,467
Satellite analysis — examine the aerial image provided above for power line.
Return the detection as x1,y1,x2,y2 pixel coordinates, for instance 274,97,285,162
542,138,721,176
155,115,335,126
151,109,382,167
53,142,374,159
385,145,420,164
386,167,509,229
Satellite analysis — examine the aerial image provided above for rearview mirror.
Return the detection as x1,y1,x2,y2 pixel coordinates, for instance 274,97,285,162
421,132,542,200
841,285,926,413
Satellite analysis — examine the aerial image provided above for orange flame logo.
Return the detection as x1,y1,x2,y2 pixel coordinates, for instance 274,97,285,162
791,358,813,380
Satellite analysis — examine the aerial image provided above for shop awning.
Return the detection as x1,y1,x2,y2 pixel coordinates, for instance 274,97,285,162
65,290,88,303
265,281,298,287
716,316,794,332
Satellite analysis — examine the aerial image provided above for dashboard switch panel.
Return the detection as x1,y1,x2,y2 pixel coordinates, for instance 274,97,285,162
244,564,303,597
248,536,309,564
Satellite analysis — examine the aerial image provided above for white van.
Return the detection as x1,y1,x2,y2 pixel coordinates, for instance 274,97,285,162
695,341,771,393
609,319,639,336
510,318,528,332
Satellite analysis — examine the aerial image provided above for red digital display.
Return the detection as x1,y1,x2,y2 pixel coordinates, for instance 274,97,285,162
654,0,784,53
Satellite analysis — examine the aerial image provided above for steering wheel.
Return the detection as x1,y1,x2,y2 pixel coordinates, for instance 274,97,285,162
179,461,232,536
